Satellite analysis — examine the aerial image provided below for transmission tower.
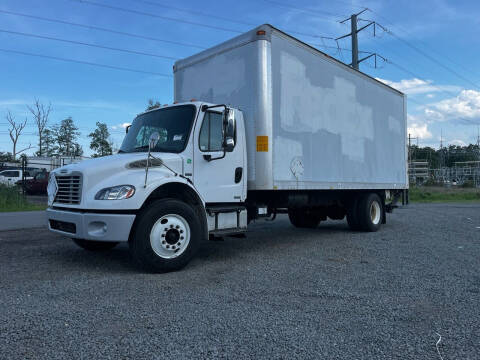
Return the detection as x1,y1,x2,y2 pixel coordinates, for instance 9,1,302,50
336,9,386,70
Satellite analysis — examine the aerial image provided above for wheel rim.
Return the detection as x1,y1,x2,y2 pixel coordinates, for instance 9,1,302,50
370,200,381,225
150,214,190,259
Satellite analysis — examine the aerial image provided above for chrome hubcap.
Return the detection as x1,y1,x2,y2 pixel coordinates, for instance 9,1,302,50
150,214,190,259
370,201,381,225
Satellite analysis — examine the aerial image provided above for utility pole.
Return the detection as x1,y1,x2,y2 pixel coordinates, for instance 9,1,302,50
351,14,359,70
336,9,386,71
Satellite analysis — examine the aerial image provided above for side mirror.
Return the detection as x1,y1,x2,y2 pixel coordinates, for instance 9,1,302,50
126,125,132,134
149,132,160,150
224,109,235,137
224,137,235,152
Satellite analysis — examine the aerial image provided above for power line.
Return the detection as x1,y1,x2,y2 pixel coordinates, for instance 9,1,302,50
387,59,480,126
67,0,244,34
0,48,173,77
125,0,257,27
261,0,348,19
367,8,480,79
0,9,206,50
358,11,480,90
386,29,480,91
69,0,336,41
0,28,178,61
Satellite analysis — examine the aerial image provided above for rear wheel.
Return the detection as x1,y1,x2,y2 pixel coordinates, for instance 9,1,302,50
129,199,201,273
72,238,119,251
357,193,383,232
346,197,362,231
288,208,322,228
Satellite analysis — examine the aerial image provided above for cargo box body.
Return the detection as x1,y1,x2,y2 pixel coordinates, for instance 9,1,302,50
174,24,408,191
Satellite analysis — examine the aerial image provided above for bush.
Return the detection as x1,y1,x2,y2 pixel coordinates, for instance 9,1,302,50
461,180,475,188
0,183,45,212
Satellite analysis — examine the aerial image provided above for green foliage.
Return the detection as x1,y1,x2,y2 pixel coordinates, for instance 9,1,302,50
0,184,46,212
146,99,161,111
36,128,57,157
410,144,480,168
53,117,83,157
0,152,13,162
89,122,113,157
409,186,480,203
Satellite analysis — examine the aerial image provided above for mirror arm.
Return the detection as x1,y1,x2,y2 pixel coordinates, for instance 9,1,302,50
201,104,228,112
203,151,226,162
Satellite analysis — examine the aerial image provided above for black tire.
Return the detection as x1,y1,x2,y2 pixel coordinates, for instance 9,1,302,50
288,208,322,228
346,197,362,231
129,199,201,273
356,193,383,232
72,238,119,251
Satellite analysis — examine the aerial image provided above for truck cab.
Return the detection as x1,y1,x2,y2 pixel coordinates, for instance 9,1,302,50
47,102,247,272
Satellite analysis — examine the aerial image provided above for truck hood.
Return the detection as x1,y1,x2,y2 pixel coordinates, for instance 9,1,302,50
53,152,183,189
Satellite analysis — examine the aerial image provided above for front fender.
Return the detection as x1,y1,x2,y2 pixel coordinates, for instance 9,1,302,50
78,168,202,210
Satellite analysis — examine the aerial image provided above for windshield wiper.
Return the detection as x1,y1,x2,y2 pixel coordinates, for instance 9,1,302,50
133,145,149,152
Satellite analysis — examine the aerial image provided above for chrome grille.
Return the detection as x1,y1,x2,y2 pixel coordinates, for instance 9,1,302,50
54,173,82,204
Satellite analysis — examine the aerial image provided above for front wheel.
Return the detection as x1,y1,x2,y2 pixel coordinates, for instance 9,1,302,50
129,199,201,273
72,238,119,251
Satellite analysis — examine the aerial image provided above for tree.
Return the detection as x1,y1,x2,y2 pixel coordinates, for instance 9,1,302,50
36,128,56,157
0,152,13,162
54,117,82,157
6,111,31,160
146,99,161,111
88,122,112,157
27,99,51,157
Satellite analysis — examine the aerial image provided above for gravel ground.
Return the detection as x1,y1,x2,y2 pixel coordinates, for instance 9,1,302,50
0,203,479,359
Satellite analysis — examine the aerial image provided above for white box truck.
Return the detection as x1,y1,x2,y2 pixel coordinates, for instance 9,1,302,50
46,25,408,272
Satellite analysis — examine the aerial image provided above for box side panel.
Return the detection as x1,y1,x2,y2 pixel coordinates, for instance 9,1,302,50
270,33,407,190
174,40,274,190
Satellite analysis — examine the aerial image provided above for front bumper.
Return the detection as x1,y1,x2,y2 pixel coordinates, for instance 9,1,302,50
46,208,136,242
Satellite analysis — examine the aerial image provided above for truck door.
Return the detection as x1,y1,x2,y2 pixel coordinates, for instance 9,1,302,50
193,109,245,203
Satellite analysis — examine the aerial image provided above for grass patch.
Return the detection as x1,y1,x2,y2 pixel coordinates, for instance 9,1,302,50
0,184,47,212
409,186,480,203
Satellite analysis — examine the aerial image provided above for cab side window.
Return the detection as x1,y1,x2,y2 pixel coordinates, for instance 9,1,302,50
199,112,223,152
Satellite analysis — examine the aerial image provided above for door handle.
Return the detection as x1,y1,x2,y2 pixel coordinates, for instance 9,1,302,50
235,167,243,183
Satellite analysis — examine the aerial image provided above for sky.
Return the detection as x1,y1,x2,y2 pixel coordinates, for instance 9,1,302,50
0,0,479,157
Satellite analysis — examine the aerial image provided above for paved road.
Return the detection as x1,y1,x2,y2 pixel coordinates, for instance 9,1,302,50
0,210,46,231
0,203,479,359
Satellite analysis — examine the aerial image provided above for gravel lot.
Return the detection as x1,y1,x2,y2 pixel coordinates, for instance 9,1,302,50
0,203,479,359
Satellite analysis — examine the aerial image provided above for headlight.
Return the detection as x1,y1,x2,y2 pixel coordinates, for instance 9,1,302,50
95,185,135,200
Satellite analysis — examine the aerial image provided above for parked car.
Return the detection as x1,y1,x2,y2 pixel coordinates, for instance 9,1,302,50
22,171,49,195
0,169,33,186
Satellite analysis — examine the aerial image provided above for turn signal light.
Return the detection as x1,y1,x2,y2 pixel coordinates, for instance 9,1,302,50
257,30,266,35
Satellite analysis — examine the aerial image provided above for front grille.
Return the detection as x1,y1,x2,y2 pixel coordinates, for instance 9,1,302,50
54,174,82,204
49,219,76,234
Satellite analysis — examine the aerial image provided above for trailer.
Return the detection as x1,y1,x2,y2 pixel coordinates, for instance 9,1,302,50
46,24,408,272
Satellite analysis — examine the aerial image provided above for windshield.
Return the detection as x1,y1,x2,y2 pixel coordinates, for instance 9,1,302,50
119,105,197,153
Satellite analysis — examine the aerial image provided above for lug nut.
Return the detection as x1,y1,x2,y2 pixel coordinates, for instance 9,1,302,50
180,236,184,240
180,230,183,233
161,234,165,237
176,225,180,229
170,225,174,228
162,240,166,244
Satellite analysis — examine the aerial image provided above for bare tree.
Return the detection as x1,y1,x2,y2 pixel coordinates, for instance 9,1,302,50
6,111,31,160
27,99,51,157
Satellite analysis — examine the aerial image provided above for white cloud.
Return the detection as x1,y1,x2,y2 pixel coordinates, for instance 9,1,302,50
449,139,467,146
424,89,480,123
111,122,131,130
407,123,432,139
426,94,435,98
375,78,460,95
